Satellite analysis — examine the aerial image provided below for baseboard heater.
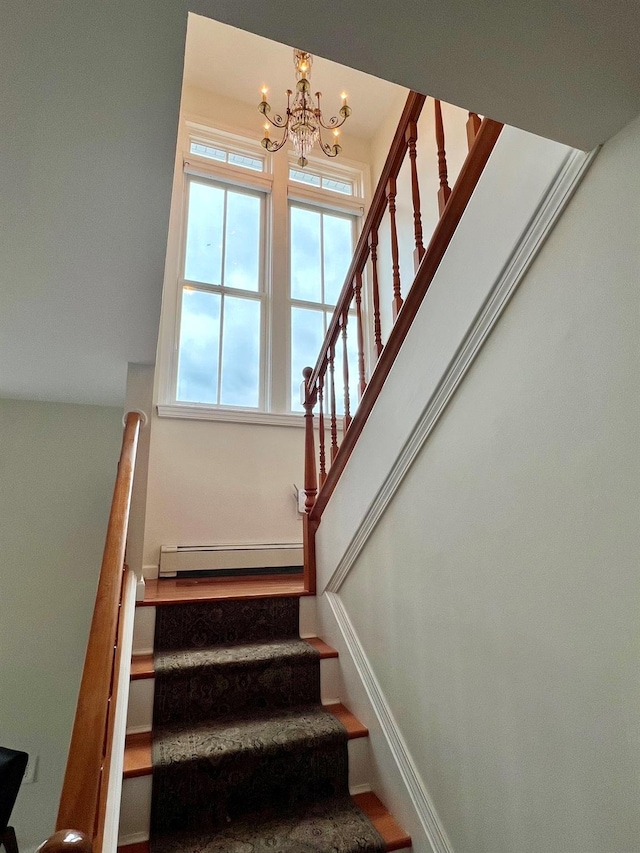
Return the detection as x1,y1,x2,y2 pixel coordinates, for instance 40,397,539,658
159,543,304,578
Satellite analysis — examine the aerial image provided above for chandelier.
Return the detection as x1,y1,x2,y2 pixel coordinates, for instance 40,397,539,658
258,49,352,168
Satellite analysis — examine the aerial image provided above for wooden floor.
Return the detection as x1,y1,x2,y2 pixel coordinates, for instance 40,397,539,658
139,575,307,607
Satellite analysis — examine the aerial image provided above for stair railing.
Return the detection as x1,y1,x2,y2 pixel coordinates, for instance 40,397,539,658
302,94,503,590
38,411,143,853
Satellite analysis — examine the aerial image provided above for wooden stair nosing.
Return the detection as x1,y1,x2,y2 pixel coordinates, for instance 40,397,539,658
138,576,308,607
123,703,367,779
118,791,410,853
130,637,338,681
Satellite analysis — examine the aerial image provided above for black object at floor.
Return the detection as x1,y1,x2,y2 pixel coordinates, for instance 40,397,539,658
0,746,28,853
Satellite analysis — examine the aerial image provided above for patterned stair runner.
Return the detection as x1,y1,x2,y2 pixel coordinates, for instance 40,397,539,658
149,596,385,853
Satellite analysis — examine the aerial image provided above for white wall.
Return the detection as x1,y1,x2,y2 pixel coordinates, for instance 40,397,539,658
142,414,304,573
0,400,123,852
315,112,640,853
140,77,373,575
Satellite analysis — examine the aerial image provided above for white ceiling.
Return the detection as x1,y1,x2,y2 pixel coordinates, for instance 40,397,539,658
190,0,640,150
3,0,640,408
183,15,405,141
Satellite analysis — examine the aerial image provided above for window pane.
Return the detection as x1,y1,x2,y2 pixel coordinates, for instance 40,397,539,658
291,206,322,303
190,142,226,162
323,213,353,305
291,306,324,411
228,152,264,172
321,177,353,195
224,190,261,292
176,288,220,404
289,168,321,187
184,182,224,285
220,296,261,407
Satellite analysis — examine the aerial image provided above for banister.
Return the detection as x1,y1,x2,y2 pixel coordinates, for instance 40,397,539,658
52,411,142,851
309,91,426,388
308,117,503,525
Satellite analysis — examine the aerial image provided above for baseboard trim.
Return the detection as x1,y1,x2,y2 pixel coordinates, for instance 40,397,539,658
126,724,152,736
118,831,149,848
327,592,453,853
326,145,597,596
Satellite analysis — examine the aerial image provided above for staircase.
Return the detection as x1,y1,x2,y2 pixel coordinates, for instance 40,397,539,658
119,576,411,853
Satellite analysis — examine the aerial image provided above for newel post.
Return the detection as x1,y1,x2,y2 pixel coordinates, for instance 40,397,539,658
302,367,318,593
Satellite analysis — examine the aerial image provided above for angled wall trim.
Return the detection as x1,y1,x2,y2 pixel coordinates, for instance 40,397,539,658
325,145,597,596
327,591,454,853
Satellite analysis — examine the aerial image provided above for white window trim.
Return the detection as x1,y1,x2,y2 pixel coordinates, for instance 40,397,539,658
156,112,370,425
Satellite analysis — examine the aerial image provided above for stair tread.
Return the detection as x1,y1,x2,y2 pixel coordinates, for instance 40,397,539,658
132,637,337,681
124,703,367,778
139,576,307,607
118,792,410,852
353,792,412,852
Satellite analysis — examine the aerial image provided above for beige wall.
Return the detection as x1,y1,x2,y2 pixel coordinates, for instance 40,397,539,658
317,112,640,853
0,400,123,853
142,414,304,573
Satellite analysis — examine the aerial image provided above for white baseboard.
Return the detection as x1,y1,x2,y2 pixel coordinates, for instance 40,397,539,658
118,831,149,848
327,592,453,853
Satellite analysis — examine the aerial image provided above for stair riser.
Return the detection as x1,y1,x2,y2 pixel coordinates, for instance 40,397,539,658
127,658,340,734
132,598,318,656
119,738,371,846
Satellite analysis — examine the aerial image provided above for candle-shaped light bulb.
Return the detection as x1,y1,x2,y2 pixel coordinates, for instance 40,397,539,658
263,123,270,138
333,128,340,138
261,86,268,103
341,91,348,105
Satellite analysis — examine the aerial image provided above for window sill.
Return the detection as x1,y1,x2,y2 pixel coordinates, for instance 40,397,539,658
156,403,305,428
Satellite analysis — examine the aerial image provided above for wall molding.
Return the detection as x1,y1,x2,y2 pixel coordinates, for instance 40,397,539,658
327,592,454,853
326,145,598,596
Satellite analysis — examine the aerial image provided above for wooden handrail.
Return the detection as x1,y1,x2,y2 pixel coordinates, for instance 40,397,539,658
54,411,142,850
309,117,503,523
301,103,504,573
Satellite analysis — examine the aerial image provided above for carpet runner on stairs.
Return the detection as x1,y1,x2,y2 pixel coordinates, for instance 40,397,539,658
150,596,386,853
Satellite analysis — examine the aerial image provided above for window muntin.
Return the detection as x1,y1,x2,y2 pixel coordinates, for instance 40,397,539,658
176,177,265,408
289,201,358,411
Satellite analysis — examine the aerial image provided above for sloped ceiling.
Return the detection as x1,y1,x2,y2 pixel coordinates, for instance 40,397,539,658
192,0,640,151
2,0,639,406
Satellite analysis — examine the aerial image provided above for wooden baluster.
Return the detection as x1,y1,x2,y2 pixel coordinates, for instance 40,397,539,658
387,176,403,320
341,312,351,430
466,112,482,150
369,231,383,359
406,120,425,271
354,272,366,398
329,343,339,462
434,99,451,216
318,371,326,486
302,367,318,513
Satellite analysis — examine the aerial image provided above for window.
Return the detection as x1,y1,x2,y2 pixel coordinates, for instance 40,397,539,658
176,178,265,408
289,203,356,410
157,120,367,423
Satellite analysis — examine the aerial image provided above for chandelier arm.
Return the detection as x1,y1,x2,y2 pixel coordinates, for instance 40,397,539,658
316,112,349,131
262,111,291,129
317,126,341,159
262,128,290,153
